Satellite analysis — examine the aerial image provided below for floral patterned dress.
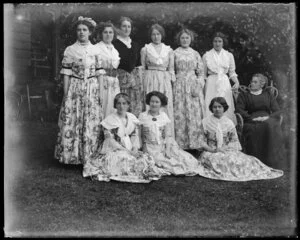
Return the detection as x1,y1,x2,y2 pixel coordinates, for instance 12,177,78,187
139,111,200,176
140,43,176,137
83,112,167,183
203,48,237,124
173,47,206,149
95,41,121,118
197,115,284,181
54,41,103,164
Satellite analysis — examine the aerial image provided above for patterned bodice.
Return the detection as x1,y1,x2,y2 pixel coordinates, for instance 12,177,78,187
61,42,98,79
174,47,202,74
141,125,166,144
204,130,235,149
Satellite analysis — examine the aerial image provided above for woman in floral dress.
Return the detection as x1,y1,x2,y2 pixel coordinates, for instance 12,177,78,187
197,97,283,181
140,24,175,137
83,93,167,183
138,91,201,176
202,32,239,124
113,17,143,117
94,21,121,118
54,16,103,165
173,28,206,150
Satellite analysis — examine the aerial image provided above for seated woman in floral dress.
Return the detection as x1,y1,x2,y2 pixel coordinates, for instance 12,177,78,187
138,91,200,176
197,97,283,181
83,93,167,183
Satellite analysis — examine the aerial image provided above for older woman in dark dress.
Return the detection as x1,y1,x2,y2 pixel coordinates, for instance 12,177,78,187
235,73,284,168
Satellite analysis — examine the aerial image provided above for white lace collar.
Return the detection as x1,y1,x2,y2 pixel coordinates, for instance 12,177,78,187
117,36,132,49
250,89,263,95
145,43,171,63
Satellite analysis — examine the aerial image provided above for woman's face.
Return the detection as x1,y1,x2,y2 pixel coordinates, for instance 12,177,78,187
151,29,162,44
213,37,223,51
149,96,162,112
180,32,191,48
76,24,91,43
102,26,114,44
212,101,224,118
250,77,263,91
120,20,132,37
116,97,129,114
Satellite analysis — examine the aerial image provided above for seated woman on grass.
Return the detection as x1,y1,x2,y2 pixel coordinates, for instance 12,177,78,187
83,93,167,183
138,91,201,176
197,97,283,181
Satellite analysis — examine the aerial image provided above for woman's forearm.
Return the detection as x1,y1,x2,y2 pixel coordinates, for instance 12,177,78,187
63,75,70,96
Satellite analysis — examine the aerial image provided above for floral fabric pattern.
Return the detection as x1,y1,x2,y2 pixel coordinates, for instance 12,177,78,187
117,68,144,117
54,42,103,164
140,43,176,137
173,47,206,149
197,115,284,181
139,111,200,176
83,112,167,183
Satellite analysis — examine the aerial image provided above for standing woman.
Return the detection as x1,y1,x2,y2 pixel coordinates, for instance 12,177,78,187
140,24,175,137
113,17,143,117
54,16,102,164
202,32,239,124
173,28,206,150
94,21,121,118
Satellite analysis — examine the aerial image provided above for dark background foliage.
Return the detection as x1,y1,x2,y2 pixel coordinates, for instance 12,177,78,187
24,3,296,152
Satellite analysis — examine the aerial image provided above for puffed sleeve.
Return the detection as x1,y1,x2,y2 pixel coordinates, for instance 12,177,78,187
60,46,73,76
140,47,147,70
167,49,176,82
235,92,252,121
228,53,238,79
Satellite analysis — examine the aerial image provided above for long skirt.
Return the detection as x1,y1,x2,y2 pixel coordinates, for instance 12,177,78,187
83,139,168,183
198,150,284,181
117,68,144,117
173,71,206,149
54,77,103,164
242,117,285,169
143,138,200,176
204,74,236,124
144,69,175,137
99,74,120,118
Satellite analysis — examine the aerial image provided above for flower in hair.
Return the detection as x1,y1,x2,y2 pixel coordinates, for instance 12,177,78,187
78,16,97,27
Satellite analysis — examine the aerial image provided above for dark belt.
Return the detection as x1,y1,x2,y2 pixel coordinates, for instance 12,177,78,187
72,75,96,80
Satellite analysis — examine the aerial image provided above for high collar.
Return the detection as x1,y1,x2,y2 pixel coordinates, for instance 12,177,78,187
76,40,91,46
250,89,263,95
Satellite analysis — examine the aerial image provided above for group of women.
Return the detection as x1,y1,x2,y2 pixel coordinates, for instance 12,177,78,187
54,16,284,183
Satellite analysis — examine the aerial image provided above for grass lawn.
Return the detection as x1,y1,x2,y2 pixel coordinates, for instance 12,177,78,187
4,121,297,237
